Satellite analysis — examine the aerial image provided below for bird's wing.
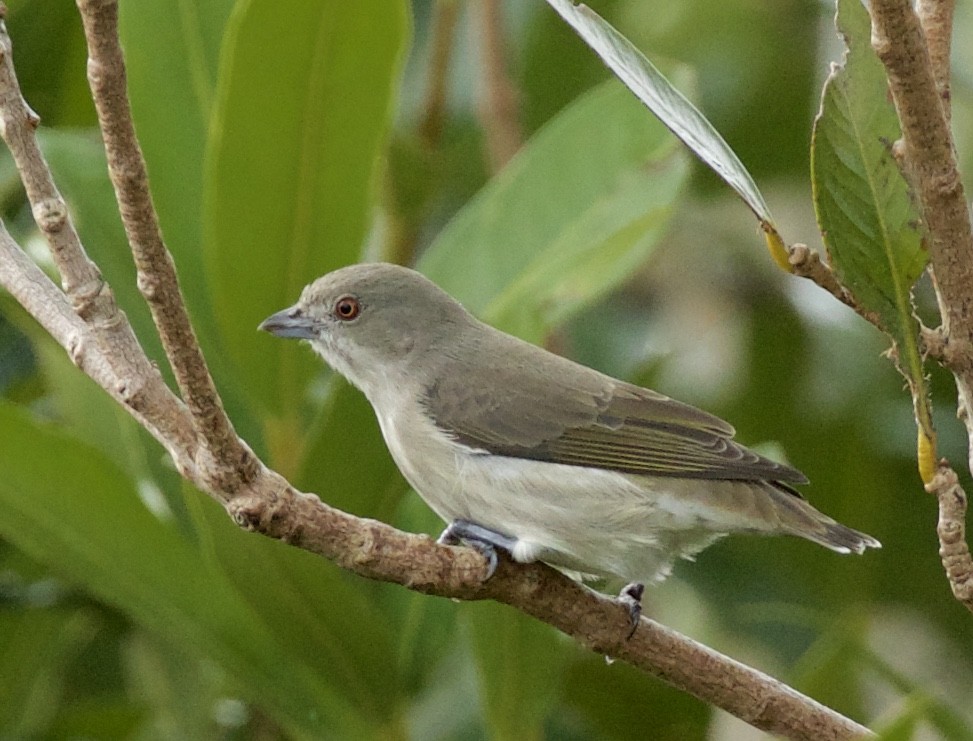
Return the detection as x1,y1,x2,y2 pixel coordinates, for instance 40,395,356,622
423,338,807,485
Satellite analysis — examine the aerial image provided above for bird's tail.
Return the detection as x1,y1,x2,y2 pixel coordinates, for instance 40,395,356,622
768,483,881,554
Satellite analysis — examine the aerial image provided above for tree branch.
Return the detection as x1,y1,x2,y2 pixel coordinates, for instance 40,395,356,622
928,465,973,609
0,9,194,457
75,0,258,494
868,0,973,613
0,3,876,738
916,0,954,120
228,485,875,741
788,243,884,333
0,224,197,464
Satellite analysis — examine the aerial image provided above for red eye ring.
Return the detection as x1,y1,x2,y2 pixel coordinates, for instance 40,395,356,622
334,295,361,321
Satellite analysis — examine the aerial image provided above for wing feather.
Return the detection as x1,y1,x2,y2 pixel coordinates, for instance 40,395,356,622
423,326,806,485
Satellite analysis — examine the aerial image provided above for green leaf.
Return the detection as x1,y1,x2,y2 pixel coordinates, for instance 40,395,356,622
561,653,710,740
25,325,197,535
543,0,788,269
859,644,973,740
192,494,407,730
119,0,234,353
419,80,688,343
297,380,407,521
0,402,378,737
463,602,568,740
810,0,932,469
0,608,96,735
203,0,410,432
6,0,96,127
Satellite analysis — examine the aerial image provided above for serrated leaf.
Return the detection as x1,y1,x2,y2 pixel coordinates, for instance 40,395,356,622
419,80,688,343
544,0,788,268
811,0,933,465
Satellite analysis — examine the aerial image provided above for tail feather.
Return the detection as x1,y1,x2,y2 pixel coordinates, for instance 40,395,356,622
768,483,881,554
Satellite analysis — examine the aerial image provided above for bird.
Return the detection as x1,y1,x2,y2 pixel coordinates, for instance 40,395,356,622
259,262,880,629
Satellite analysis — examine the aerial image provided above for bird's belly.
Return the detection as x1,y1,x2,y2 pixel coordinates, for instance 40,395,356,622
376,405,724,584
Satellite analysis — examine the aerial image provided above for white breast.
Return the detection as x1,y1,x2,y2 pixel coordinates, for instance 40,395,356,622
368,390,725,585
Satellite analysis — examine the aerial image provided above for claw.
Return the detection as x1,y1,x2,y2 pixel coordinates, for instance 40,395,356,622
437,519,517,580
617,582,644,639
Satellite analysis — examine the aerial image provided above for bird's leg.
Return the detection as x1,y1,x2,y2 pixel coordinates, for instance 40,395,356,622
617,582,645,639
437,519,518,579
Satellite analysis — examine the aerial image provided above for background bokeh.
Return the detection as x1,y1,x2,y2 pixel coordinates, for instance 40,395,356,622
1,1,972,738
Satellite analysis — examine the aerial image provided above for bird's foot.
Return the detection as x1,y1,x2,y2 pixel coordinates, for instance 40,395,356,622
437,519,518,580
617,582,645,639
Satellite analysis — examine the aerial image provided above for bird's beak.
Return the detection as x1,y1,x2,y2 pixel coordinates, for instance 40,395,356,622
258,307,318,339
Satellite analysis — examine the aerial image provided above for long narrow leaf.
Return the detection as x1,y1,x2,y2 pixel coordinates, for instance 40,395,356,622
544,0,789,268
420,80,688,343
204,0,409,432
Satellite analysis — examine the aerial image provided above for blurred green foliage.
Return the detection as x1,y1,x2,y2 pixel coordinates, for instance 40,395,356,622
1,0,972,739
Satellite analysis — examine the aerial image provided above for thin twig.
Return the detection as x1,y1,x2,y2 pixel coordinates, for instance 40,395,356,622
477,0,522,170
788,243,885,332
75,0,258,493
928,465,973,610
0,225,196,461
869,0,973,612
0,11,194,456
920,323,947,362
0,13,112,320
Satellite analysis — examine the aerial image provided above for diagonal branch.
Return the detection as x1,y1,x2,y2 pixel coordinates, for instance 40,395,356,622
227,485,876,741
0,225,197,465
788,243,885,333
868,0,973,613
75,0,258,493
0,10,194,458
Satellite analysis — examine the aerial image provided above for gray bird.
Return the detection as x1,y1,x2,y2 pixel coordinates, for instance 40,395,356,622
260,263,879,624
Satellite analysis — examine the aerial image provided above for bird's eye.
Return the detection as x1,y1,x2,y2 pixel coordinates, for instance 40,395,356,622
334,295,361,321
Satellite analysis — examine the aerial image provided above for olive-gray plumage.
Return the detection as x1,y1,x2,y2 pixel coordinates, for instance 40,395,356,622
260,263,879,585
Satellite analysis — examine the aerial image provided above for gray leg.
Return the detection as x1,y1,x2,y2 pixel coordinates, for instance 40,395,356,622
437,519,518,579
617,582,644,639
